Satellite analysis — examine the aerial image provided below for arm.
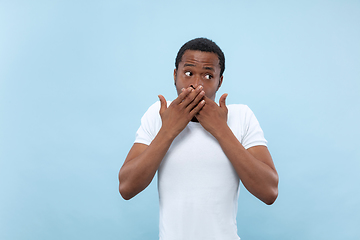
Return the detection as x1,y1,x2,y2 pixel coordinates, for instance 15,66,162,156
196,95,278,205
119,86,206,200
213,131,278,205
118,132,175,200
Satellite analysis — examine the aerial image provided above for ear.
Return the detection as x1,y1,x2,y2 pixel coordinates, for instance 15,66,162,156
217,75,224,91
173,69,177,86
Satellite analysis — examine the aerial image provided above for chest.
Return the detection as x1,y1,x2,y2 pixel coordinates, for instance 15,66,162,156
158,125,239,192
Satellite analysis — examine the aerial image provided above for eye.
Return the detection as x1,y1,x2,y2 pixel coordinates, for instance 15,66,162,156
204,74,213,80
185,71,192,77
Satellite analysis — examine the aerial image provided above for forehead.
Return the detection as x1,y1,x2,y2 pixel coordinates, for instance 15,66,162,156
179,50,220,69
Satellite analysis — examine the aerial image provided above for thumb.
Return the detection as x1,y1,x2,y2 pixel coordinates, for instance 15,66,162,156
219,93,228,109
158,95,167,114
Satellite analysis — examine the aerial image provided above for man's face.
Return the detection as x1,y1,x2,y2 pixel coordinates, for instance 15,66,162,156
174,50,223,101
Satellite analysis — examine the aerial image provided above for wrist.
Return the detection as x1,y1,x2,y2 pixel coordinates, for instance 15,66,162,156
212,123,231,140
158,126,179,142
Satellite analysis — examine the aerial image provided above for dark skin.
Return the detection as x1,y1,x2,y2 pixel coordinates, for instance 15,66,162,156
119,50,278,204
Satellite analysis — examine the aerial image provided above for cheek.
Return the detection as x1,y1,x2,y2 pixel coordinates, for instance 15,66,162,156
175,81,184,95
175,77,187,89
203,84,218,99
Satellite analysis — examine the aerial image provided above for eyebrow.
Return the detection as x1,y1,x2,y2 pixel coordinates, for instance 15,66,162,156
183,63,215,72
203,66,215,71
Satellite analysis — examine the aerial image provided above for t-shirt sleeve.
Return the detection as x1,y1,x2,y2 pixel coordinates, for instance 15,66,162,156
134,101,162,146
241,105,268,149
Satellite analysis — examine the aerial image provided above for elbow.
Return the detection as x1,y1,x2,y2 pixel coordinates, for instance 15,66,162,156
119,173,146,200
264,172,279,205
119,184,134,200
264,177,279,205
119,177,142,200
264,188,278,205
118,170,135,200
120,193,133,201
260,177,279,205
118,171,151,200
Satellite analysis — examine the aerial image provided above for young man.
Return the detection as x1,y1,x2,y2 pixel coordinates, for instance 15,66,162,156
119,38,278,240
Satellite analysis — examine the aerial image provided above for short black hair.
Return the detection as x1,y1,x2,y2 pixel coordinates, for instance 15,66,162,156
175,37,225,77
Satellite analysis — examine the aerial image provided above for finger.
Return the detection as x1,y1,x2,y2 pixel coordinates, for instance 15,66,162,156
172,87,192,105
186,90,205,110
189,99,205,117
158,95,167,114
219,93,228,109
181,86,203,107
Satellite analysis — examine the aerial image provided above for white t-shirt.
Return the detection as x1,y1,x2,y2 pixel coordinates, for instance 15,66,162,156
135,101,267,240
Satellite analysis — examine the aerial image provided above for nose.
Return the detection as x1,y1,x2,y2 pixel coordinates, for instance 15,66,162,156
190,76,202,89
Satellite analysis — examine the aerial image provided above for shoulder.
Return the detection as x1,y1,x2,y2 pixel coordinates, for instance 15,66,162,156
145,101,172,114
142,101,171,118
146,101,161,114
227,104,267,148
227,104,251,112
135,101,170,144
227,104,254,121
227,104,262,134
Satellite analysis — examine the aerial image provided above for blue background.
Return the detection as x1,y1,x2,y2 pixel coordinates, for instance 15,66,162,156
1,1,359,239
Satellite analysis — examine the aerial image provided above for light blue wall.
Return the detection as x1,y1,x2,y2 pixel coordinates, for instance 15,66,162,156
1,1,359,239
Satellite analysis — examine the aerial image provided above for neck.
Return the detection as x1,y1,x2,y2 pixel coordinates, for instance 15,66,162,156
190,117,199,122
